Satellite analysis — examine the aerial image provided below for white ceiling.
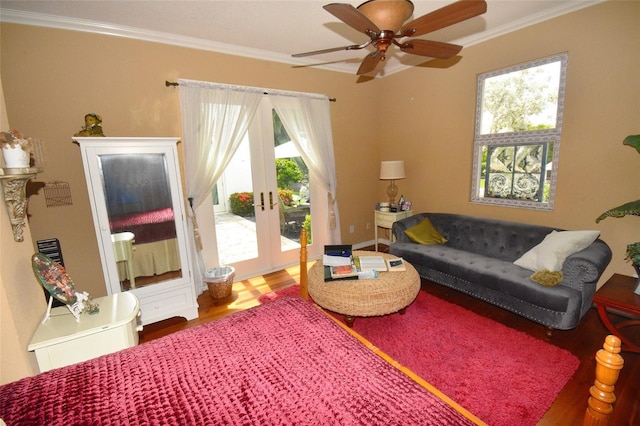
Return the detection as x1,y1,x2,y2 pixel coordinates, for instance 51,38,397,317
0,0,602,76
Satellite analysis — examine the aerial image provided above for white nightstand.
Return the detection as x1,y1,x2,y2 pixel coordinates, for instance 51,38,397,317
374,209,413,251
28,292,141,372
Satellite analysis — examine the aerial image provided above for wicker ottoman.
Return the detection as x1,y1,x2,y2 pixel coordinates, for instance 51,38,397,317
308,251,420,327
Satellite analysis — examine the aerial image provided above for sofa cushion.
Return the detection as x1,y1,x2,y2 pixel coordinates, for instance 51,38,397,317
390,242,574,312
404,217,447,245
423,214,557,262
514,230,600,272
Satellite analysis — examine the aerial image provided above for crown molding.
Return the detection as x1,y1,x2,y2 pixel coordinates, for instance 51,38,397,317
1,2,603,78
456,0,604,48
0,8,355,75
383,0,603,75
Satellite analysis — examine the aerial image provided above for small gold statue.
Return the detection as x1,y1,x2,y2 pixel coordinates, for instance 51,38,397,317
74,113,105,137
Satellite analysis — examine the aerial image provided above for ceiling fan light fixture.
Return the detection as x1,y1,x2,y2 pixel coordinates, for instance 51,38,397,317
295,0,487,75
357,0,414,32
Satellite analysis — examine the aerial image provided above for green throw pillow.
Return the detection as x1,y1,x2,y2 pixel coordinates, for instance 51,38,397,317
404,218,447,245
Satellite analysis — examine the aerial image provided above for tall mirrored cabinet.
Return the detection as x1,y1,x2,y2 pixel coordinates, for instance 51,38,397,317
76,137,198,325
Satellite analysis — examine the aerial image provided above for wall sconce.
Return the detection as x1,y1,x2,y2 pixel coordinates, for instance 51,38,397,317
0,167,41,242
379,160,405,206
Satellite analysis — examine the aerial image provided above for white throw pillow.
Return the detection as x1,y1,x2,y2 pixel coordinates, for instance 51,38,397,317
514,230,600,272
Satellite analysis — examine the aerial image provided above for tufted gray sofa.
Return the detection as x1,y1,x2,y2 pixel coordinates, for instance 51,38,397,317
390,213,612,332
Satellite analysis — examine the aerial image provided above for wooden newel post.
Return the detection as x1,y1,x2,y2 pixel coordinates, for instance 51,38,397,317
299,228,309,300
583,335,624,426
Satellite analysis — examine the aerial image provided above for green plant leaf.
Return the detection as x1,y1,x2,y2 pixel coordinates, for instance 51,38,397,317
623,134,640,153
626,242,640,265
596,199,640,223
595,135,640,223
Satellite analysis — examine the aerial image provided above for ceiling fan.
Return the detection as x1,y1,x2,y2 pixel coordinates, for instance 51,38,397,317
293,0,487,75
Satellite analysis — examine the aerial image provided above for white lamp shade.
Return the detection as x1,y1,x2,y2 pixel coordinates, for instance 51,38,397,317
379,160,406,180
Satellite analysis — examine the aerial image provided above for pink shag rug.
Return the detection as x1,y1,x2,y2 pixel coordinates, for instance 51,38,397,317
0,297,478,425
259,286,580,426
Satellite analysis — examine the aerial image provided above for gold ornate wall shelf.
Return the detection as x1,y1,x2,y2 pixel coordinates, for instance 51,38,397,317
0,167,41,242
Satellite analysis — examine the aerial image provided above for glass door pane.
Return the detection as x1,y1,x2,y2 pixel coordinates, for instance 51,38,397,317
214,134,259,265
274,137,312,250
276,160,311,251
209,103,326,279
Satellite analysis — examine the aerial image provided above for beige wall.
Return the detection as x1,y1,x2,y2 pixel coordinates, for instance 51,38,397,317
380,0,639,279
0,212,44,385
0,76,45,384
1,24,382,300
1,0,638,383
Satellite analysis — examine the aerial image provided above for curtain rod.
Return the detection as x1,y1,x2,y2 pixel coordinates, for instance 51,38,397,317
165,81,336,102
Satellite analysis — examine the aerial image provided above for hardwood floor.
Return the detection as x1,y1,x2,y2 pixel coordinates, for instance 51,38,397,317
139,266,300,342
140,252,639,426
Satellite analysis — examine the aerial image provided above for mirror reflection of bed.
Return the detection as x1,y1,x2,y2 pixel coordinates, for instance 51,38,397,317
99,153,182,291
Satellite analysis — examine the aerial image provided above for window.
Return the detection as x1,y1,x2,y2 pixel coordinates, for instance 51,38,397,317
471,53,567,210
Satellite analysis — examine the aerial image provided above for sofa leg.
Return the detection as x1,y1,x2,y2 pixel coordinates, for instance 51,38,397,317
545,326,555,339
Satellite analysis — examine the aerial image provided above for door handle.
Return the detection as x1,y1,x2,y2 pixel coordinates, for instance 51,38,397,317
269,191,278,209
253,192,265,211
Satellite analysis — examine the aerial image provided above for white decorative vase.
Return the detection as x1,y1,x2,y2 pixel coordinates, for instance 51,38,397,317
2,145,30,168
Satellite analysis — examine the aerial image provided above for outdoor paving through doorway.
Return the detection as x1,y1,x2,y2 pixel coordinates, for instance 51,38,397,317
215,212,301,264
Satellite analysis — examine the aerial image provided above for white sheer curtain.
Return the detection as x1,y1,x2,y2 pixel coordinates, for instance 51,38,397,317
179,80,341,292
271,94,341,243
179,79,262,291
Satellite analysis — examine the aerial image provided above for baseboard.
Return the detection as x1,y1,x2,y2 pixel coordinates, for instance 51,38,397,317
353,239,377,250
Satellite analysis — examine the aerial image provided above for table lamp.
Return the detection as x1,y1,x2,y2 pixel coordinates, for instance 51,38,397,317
379,160,405,206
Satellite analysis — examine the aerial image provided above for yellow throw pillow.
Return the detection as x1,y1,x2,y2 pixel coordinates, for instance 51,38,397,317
530,270,564,287
404,218,447,245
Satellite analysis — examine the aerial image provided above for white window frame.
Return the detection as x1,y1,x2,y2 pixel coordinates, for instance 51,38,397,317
470,53,568,210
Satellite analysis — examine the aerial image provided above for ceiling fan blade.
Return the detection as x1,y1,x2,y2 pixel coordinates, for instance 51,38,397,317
357,52,383,75
400,0,487,38
399,39,462,59
292,40,373,58
324,3,380,35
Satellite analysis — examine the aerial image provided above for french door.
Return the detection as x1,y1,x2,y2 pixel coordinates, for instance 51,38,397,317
212,101,325,278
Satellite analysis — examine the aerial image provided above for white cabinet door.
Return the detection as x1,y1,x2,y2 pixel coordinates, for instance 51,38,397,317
77,137,198,325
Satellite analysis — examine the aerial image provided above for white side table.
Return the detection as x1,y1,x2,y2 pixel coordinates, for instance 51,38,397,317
374,210,413,251
28,292,141,372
